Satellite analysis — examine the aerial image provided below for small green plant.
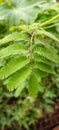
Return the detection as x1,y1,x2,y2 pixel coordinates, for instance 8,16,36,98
0,15,59,98
0,1,59,130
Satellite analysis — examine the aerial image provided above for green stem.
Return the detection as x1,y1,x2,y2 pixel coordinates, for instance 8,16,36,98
39,14,59,27
30,33,34,62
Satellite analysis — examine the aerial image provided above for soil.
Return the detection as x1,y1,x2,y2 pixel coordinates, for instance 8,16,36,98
36,108,59,130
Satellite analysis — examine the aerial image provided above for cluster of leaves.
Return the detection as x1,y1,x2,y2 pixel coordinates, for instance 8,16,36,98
0,82,43,130
0,20,59,98
0,82,57,130
0,0,59,130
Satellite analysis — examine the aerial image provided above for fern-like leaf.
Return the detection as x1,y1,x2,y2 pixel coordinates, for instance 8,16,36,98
0,56,30,79
36,29,59,42
34,62,55,74
35,46,59,64
0,32,29,46
34,37,57,54
34,54,55,66
0,44,28,59
4,65,32,91
14,81,25,97
28,73,39,98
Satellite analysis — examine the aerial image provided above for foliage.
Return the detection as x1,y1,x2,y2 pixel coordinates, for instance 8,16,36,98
0,18,59,98
0,82,58,130
0,1,59,130
0,0,57,26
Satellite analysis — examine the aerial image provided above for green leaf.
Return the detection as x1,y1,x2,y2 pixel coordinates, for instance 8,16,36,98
35,69,48,78
36,29,59,43
14,81,25,97
38,85,44,93
0,44,28,59
0,32,29,46
5,65,32,91
34,62,55,74
28,73,39,98
0,59,6,67
44,91,56,98
34,54,55,66
44,104,53,114
44,98,54,104
0,56,30,79
35,46,59,64
34,70,41,82
0,0,41,26
34,37,57,54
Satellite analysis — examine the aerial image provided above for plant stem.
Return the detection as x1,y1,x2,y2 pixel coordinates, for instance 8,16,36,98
39,14,59,27
30,32,34,63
